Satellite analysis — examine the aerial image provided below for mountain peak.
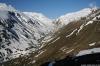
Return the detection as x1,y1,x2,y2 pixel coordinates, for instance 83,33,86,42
56,7,98,26
23,12,53,27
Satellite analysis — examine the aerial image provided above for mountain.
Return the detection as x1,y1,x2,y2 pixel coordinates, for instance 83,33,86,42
0,3,100,66
0,3,55,63
54,7,97,28
35,8,100,66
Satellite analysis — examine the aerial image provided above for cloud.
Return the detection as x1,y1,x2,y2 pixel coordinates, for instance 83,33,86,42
89,2,96,8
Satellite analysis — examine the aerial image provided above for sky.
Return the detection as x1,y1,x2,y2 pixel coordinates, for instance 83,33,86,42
0,0,100,19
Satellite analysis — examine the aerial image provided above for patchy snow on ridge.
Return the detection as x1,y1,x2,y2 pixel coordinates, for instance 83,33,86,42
42,36,53,43
77,24,84,34
66,29,77,38
85,21,93,26
51,37,60,43
34,50,46,57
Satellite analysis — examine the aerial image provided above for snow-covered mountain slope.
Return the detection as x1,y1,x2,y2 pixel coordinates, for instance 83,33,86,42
55,7,97,28
23,12,52,25
0,3,54,62
23,12,54,32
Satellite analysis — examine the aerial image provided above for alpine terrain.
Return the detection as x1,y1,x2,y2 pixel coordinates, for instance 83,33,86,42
0,3,100,66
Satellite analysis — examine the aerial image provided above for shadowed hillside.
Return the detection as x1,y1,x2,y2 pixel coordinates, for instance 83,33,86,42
41,53,100,66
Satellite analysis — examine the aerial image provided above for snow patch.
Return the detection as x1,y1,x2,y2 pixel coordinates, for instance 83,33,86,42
77,24,84,34
66,29,77,38
89,42,96,46
35,50,46,57
51,37,60,43
66,49,74,54
85,21,93,26
42,36,53,43
76,48,100,56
